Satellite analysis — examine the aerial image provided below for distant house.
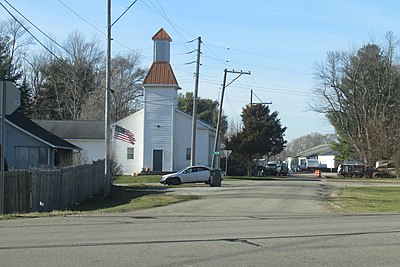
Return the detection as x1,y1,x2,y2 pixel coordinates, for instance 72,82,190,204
34,120,104,164
113,28,216,175
3,111,79,169
287,144,339,171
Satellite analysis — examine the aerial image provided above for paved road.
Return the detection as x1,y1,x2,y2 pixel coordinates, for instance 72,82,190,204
1,178,400,266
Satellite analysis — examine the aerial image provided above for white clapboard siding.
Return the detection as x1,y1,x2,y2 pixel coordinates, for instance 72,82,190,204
174,110,214,171
113,110,144,175
143,87,177,172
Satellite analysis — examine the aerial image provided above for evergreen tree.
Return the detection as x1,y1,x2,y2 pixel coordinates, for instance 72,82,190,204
0,35,20,81
1,19,34,114
225,104,287,174
178,92,228,137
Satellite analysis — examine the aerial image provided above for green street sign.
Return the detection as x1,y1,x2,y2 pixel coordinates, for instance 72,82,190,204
213,151,221,155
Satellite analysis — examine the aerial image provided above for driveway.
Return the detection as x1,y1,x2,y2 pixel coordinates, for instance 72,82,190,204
1,177,399,267
137,178,333,217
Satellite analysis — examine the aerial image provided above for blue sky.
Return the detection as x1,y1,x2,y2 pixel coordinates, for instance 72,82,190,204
2,0,400,141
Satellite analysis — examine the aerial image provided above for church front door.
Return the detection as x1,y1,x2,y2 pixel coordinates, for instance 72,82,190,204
153,150,163,171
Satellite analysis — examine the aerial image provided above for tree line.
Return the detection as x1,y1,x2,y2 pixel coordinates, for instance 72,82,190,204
1,18,147,122
0,18,227,128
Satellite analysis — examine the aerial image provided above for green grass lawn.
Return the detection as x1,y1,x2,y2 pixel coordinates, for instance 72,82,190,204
70,185,198,213
0,185,198,220
329,186,400,213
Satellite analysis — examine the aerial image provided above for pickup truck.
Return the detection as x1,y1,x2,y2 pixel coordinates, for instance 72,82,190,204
264,161,288,176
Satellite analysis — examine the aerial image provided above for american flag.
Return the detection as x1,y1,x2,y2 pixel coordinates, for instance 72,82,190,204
114,125,136,145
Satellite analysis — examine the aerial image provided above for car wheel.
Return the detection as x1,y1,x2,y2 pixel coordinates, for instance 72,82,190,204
172,177,181,185
165,178,172,185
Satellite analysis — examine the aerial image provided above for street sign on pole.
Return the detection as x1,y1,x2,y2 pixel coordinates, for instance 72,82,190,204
223,150,232,176
0,81,21,214
223,150,232,157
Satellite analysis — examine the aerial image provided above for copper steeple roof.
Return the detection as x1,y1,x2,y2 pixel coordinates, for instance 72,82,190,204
143,28,179,88
143,61,179,87
152,28,172,41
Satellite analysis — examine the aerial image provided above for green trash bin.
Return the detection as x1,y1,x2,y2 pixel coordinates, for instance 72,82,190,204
210,169,222,187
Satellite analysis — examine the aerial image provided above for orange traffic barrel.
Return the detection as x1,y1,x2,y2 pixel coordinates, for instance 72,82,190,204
315,169,321,177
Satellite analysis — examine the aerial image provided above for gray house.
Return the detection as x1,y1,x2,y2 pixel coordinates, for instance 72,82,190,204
34,120,104,164
3,111,79,170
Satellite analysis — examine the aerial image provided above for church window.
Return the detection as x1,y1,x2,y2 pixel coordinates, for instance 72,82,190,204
186,148,191,161
127,147,134,159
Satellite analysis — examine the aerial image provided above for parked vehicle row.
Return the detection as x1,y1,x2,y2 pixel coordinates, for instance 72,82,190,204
337,163,397,178
337,164,373,177
264,161,289,176
254,160,289,176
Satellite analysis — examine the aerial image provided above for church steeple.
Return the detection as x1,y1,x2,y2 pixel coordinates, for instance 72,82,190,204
143,28,179,88
152,28,171,62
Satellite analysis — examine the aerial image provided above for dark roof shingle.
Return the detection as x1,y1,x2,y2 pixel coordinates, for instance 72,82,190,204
34,120,104,140
6,112,79,150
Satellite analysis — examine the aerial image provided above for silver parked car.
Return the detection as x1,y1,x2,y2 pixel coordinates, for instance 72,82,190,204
160,165,222,185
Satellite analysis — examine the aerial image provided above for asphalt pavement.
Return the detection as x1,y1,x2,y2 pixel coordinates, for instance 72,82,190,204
1,176,400,266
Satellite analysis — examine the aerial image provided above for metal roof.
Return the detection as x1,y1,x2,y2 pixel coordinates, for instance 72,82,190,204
292,144,338,157
152,28,172,41
143,61,180,87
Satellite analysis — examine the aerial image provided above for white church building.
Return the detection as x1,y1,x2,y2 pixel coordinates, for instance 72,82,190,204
113,28,216,175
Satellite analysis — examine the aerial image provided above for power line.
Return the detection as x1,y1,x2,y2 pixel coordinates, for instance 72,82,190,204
201,54,311,75
6,0,313,109
112,0,138,27
58,0,143,55
57,0,104,35
174,69,311,97
141,0,196,61
203,42,312,64
3,0,72,56
0,2,69,69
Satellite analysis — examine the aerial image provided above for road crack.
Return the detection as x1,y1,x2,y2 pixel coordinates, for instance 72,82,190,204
225,238,263,247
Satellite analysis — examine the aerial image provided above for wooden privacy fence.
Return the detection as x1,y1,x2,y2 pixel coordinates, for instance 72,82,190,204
4,160,104,214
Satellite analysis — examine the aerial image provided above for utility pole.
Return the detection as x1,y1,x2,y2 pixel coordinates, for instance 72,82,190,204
104,0,112,197
190,37,201,166
0,82,5,214
211,69,250,169
250,89,272,106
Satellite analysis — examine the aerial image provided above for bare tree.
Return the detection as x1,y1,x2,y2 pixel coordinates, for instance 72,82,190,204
311,33,400,164
27,31,103,119
0,18,35,115
80,51,147,122
109,52,146,121
0,18,33,75
282,132,337,157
